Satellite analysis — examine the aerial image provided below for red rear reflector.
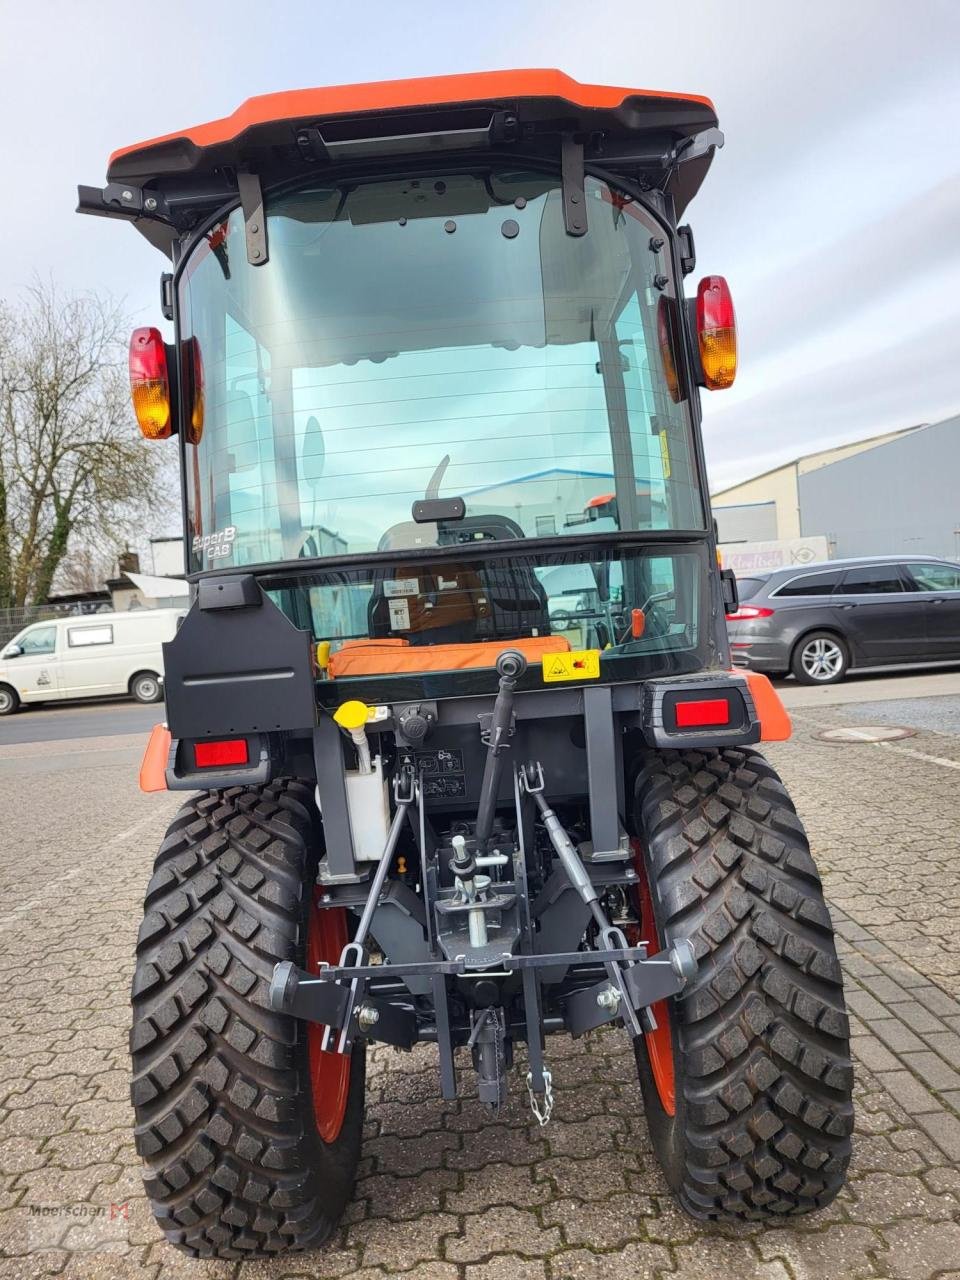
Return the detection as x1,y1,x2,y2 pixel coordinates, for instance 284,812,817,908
676,699,730,728
195,739,248,768
726,606,775,620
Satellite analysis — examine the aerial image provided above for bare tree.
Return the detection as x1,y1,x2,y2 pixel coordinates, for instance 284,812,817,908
53,541,120,596
0,282,173,607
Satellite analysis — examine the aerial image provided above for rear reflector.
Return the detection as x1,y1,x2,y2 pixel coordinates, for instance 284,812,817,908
675,699,730,728
195,739,249,768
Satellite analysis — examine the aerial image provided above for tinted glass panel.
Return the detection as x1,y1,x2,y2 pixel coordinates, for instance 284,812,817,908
906,562,960,591
179,172,703,573
772,570,842,598
268,544,700,658
735,576,767,601
838,566,906,595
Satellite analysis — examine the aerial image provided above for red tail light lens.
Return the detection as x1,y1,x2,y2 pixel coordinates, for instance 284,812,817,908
194,739,249,768
696,276,737,390
129,327,172,439
726,606,774,620
675,698,730,728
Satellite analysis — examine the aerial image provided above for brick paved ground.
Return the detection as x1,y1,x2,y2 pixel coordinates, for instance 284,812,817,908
0,695,958,1280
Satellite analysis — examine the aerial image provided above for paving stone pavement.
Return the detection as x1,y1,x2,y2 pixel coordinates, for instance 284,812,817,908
0,701,959,1280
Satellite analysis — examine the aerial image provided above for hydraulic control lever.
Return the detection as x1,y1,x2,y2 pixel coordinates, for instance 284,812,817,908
474,649,527,849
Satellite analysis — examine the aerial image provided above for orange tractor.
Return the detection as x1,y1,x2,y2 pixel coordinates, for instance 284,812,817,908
80,70,852,1257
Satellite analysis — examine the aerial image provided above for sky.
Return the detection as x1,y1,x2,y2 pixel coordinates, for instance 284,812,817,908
1,0,957,498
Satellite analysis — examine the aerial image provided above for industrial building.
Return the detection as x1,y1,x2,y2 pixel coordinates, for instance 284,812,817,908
713,413,960,562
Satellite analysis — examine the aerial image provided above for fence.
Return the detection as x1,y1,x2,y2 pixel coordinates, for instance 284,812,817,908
0,602,111,647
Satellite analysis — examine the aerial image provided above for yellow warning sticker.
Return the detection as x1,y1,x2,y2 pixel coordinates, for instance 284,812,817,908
659,430,671,479
541,649,601,683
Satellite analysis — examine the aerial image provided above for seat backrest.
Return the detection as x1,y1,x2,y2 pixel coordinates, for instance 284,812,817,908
369,513,553,641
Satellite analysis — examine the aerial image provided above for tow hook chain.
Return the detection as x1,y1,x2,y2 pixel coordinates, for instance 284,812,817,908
526,1068,554,1126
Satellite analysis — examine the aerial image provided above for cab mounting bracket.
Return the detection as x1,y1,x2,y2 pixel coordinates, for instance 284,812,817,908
237,172,268,266
560,135,587,238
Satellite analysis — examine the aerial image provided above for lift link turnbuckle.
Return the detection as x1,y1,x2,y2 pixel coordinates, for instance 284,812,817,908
521,760,697,1038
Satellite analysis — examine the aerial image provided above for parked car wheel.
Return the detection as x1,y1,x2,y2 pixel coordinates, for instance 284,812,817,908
0,684,20,716
130,671,163,703
791,632,849,685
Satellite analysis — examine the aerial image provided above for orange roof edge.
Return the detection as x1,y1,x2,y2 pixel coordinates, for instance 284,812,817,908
109,69,715,169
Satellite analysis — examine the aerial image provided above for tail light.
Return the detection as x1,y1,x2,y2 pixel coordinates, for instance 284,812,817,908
726,606,774,620
675,698,730,728
696,276,737,389
194,739,249,768
129,328,172,439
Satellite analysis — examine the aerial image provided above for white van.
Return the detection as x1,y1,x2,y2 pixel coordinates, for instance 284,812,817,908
0,609,186,715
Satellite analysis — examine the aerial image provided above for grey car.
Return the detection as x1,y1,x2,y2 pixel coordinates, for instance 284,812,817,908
726,556,960,684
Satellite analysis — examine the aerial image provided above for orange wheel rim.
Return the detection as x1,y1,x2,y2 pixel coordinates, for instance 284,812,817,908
305,890,351,1143
631,840,677,1116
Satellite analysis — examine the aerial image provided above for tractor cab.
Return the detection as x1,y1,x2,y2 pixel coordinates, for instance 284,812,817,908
83,71,739,711
81,73,850,1259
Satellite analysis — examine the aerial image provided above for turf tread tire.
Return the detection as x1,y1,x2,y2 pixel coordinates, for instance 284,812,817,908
130,779,364,1258
632,747,853,1221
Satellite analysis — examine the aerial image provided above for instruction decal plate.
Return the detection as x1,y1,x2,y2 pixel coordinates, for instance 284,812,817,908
541,649,601,683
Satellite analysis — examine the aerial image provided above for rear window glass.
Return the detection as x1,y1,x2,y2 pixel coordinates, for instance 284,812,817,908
906,562,960,591
772,570,841,598
838,566,906,595
735,577,767,601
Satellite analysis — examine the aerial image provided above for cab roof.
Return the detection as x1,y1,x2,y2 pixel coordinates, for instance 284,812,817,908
108,70,717,181
81,71,721,256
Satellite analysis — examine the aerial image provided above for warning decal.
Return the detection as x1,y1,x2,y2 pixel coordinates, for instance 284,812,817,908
541,649,601,683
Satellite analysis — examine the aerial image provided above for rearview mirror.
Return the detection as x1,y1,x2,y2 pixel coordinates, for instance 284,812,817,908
2,643,22,659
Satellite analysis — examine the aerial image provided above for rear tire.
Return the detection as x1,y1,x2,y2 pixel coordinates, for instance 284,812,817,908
130,780,364,1258
791,632,849,685
130,671,163,703
0,684,19,716
631,747,853,1221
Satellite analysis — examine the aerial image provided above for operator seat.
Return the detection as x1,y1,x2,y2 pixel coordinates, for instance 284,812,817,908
368,514,552,643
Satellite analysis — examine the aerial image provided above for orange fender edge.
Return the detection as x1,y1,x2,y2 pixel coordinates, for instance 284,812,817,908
140,724,172,792
743,672,792,741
